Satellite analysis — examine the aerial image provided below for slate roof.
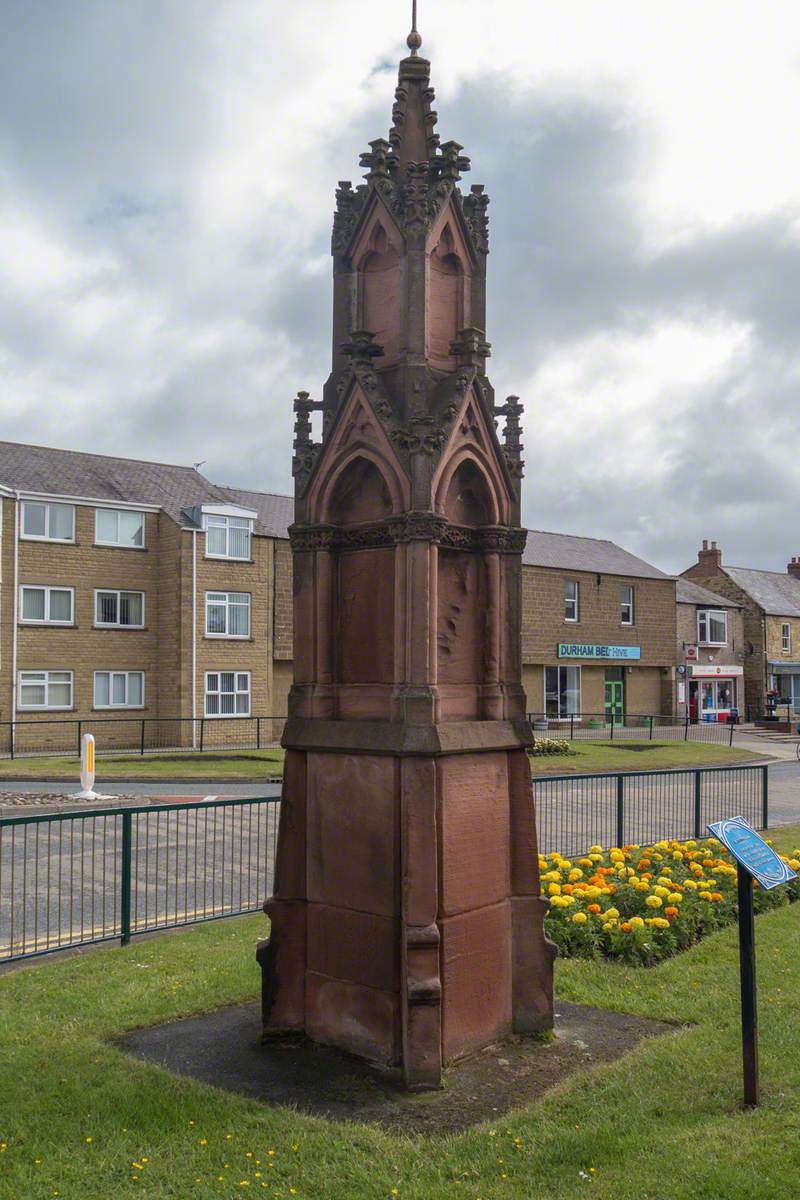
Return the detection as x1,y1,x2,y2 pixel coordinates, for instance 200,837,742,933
522,530,671,580
676,579,740,608
724,567,800,618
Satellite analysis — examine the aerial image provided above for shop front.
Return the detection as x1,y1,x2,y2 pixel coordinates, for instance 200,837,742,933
688,664,743,722
768,663,800,714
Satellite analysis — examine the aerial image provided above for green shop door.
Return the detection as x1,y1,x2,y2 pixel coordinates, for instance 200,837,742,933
604,669,625,723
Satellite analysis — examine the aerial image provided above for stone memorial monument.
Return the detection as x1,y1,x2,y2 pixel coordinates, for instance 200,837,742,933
260,11,555,1090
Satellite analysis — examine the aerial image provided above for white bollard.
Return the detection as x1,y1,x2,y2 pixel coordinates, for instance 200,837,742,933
70,733,112,802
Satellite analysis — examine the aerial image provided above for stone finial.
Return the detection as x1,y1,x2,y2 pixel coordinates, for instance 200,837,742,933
463,183,490,252
494,395,524,478
340,330,385,365
450,326,492,367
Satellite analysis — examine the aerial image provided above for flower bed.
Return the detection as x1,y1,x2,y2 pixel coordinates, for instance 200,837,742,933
530,737,572,756
541,837,800,966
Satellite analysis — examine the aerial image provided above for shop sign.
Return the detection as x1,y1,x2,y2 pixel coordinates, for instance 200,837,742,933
690,664,743,677
685,644,699,661
557,643,641,661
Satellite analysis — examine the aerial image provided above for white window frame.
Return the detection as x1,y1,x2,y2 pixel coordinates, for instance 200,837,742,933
93,671,145,709
698,609,727,646
94,589,145,629
544,664,581,719
18,670,73,711
204,671,251,718
564,580,579,622
20,500,75,543
620,584,634,626
203,514,252,561
205,591,251,638
19,585,74,626
94,508,146,549
782,623,792,653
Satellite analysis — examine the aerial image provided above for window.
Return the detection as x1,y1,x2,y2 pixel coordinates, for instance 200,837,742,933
205,671,251,716
205,592,250,637
94,671,144,708
564,580,579,622
95,590,144,627
698,609,727,646
20,586,73,625
18,670,73,710
21,501,75,542
204,515,251,560
782,623,792,653
620,584,634,625
95,508,145,548
545,665,581,718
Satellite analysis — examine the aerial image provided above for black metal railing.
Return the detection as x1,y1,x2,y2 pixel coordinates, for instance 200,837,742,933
0,716,287,761
0,796,280,963
527,711,738,746
533,764,768,857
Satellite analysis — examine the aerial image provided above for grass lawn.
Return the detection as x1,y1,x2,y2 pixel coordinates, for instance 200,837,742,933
1,826,799,1200
0,749,285,782
529,740,768,775
0,742,765,784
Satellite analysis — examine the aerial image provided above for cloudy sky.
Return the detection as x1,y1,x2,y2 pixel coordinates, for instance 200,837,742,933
1,0,798,573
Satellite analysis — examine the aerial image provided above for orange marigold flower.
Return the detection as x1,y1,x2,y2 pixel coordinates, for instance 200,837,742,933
587,903,602,914
563,884,575,894
664,906,679,918
620,921,632,932
711,892,724,902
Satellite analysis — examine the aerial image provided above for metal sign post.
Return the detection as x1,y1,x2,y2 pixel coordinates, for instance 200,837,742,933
708,816,797,1109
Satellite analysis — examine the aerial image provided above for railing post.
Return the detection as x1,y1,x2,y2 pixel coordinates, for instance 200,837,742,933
120,810,132,946
762,765,769,830
140,718,146,756
610,712,615,740
694,770,702,838
616,774,624,847
76,720,82,759
9,721,14,761
729,719,734,747
200,718,205,753
684,715,689,741
570,713,575,740
649,715,653,741
256,717,261,751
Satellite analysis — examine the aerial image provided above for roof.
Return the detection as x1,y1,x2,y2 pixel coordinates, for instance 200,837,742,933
724,567,800,618
0,440,273,533
217,487,294,540
522,530,671,580
676,578,740,608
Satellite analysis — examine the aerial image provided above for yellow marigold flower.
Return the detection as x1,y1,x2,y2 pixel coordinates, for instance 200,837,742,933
572,912,588,925
578,858,593,868
650,917,670,929
589,845,603,854
602,921,616,931
629,916,645,929
653,886,670,898
672,851,684,861
635,882,650,893
604,907,620,920
656,841,669,851
609,850,624,863
548,883,561,896
560,860,573,869
789,860,800,871
560,894,576,906
584,886,601,899
699,890,713,901
646,895,663,908
683,879,697,890
568,869,584,882
667,893,682,904
589,853,603,864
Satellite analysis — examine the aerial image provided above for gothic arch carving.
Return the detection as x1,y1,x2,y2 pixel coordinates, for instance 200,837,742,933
313,447,407,524
434,449,503,525
428,222,463,370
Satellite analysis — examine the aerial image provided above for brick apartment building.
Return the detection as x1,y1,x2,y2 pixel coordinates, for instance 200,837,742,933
521,532,676,723
675,578,744,722
0,441,293,752
682,540,800,719
0,440,682,750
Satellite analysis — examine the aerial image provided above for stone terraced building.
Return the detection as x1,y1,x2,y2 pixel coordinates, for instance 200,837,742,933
0,438,682,751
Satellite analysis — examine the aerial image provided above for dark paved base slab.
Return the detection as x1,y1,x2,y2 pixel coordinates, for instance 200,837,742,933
116,1000,675,1135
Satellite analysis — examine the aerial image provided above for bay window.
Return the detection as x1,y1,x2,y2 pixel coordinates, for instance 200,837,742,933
204,515,251,560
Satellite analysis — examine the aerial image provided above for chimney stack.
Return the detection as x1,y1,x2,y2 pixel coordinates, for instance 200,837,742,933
788,557,800,580
696,539,722,574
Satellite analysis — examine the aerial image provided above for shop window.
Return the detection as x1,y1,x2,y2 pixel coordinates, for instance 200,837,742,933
698,609,727,646
782,623,791,653
545,665,580,718
620,584,634,625
564,580,579,622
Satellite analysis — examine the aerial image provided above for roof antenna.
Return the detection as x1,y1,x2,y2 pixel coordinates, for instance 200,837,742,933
193,459,207,471
407,0,422,54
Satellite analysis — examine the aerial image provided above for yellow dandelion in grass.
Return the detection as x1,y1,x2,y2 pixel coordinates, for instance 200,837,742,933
199,1138,208,1146
84,1137,93,1144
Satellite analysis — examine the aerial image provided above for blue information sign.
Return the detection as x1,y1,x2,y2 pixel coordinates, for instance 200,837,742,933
557,643,641,661
707,816,797,890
